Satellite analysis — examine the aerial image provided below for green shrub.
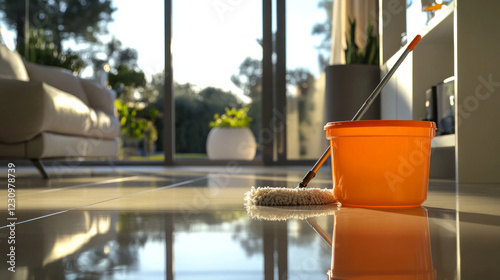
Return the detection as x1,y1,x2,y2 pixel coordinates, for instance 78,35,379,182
209,107,252,128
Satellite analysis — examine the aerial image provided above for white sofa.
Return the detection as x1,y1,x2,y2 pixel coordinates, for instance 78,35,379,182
0,44,119,178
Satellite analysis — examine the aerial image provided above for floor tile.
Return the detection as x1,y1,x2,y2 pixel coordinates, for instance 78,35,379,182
0,166,498,279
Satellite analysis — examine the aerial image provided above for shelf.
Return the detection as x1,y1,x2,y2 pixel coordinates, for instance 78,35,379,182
417,1,455,43
381,0,500,182
432,134,455,148
385,1,454,62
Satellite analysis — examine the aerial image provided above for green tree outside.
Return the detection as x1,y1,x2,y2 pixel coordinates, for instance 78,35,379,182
0,0,115,52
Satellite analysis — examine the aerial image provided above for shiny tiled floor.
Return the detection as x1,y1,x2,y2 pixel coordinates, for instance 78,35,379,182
0,165,499,279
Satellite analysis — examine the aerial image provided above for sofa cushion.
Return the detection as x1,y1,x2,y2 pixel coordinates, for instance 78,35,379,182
26,132,119,158
0,44,29,81
79,78,116,116
0,78,119,143
24,61,90,105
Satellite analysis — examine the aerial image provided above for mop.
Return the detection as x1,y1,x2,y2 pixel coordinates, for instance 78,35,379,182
245,35,422,207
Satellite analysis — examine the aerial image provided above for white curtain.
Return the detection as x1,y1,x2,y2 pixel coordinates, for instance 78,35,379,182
330,0,379,65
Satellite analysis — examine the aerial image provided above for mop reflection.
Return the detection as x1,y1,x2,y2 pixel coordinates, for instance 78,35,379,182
327,206,436,280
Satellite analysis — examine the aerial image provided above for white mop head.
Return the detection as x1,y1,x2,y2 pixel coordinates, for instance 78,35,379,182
245,204,338,221
244,186,337,206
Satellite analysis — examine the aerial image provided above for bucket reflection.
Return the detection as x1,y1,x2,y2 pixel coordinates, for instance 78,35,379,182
328,207,436,280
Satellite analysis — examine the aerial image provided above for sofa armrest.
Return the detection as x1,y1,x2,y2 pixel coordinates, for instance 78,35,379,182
0,78,48,143
0,78,90,143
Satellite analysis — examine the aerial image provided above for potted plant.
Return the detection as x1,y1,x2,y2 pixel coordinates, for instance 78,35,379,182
325,18,381,122
206,107,257,160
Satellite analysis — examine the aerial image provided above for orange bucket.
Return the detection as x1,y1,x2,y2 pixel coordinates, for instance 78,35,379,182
324,120,436,208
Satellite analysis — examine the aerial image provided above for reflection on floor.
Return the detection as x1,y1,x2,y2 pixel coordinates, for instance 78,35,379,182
0,166,499,279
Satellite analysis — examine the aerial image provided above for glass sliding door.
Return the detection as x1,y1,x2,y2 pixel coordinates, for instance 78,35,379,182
2,0,333,166
102,1,166,161
285,0,332,160
171,1,262,161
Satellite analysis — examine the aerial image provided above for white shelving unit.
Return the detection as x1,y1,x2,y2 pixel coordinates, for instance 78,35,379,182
431,134,455,149
379,0,500,183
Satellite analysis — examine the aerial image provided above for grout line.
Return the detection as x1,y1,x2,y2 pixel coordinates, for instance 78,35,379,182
0,176,208,229
21,176,141,196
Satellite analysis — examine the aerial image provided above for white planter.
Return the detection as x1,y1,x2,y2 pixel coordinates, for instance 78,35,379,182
206,128,257,160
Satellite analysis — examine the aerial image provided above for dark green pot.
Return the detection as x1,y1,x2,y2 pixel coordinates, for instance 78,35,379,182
324,64,381,122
